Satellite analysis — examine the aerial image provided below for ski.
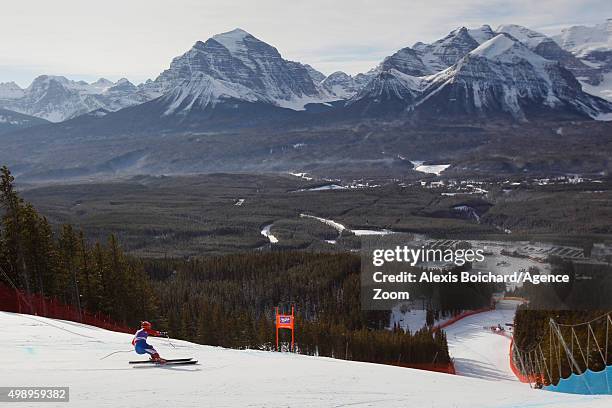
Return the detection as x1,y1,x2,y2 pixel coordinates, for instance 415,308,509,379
132,360,198,367
129,358,193,364
163,360,198,366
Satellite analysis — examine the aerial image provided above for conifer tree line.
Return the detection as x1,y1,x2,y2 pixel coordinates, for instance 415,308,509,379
0,166,157,324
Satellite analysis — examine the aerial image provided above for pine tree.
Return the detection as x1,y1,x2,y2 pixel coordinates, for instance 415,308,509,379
0,166,30,295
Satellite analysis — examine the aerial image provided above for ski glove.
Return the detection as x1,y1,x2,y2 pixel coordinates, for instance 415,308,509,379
159,331,169,337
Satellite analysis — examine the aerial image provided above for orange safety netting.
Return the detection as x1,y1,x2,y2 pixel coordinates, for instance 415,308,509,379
0,283,133,334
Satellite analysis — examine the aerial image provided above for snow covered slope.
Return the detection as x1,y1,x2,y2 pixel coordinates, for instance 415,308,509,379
553,19,612,101
553,19,612,59
444,306,518,381
497,24,599,85
2,311,612,407
391,300,521,382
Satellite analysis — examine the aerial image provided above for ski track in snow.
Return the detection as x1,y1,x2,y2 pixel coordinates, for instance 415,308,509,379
2,311,611,407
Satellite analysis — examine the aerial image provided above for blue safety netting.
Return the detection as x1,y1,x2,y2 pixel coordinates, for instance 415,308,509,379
544,366,612,395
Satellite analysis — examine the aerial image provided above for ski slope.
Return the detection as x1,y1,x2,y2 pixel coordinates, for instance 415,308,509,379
444,306,518,381
2,311,611,407
392,300,521,382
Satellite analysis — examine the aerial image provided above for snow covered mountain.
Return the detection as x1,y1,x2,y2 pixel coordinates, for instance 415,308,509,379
0,108,49,134
0,81,25,99
553,19,612,59
349,34,612,120
346,69,423,115
346,25,494,113
369,25,496,80
0,76,150,122
139,28,334,113
412,26,494,73
418,34,610,119
497,24,601,85
552,19,612,101
320,71,372,99
344,26,493,115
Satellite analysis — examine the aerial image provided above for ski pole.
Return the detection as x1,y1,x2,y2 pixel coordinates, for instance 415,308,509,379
165,333,176,349
99,350,133,360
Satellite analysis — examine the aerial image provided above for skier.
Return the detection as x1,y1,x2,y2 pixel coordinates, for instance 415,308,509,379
132,321,168,363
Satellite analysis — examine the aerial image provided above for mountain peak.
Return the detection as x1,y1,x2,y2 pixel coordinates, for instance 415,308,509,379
468,33,543,63
450,26,469,35
467,25,496,44
224,28,250,36
326,71,351,80
117,78,131,83
497,24,549,48
0,81,22,89
33,75,69,83
412,26,480,72
212,28,255,53
0,81,25,100
92,78,114,87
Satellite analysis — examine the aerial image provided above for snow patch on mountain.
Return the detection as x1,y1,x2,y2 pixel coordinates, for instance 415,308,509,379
582,72,612,101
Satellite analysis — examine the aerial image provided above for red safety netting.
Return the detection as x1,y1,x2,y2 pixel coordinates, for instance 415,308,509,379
391,362,456,375
508,337,541,383
432,307,493,332
0,283,133,334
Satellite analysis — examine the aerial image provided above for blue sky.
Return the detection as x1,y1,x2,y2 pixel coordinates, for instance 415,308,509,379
1,0,610,87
